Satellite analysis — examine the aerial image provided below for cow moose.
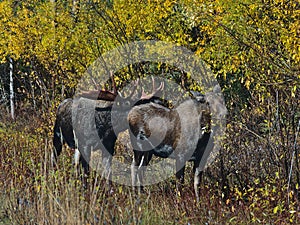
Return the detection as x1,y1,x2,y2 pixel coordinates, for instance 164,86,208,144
128,85,227,202
52,76,164,186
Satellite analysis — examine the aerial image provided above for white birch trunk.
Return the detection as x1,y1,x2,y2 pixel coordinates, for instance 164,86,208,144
9,57,15,120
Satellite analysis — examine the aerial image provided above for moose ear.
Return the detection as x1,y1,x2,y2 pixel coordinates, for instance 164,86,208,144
190,91,206,103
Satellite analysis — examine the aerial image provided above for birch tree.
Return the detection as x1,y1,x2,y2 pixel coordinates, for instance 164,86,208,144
9,57,14,120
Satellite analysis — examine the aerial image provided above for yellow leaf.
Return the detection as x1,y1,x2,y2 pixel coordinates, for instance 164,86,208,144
273,206,279,214
245,80,250,89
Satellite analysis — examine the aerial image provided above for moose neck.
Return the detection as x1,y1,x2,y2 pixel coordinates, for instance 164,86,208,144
110,104,133,134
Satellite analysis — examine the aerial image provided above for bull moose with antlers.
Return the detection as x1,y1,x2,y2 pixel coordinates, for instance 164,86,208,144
52,75,165,185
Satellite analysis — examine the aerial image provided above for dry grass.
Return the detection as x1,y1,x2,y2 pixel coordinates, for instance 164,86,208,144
0,114,299,224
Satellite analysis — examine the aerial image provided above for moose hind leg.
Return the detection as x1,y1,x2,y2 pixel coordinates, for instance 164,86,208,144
194,167,203,203
101,153,113,184
78,147,91,189
73,148,80,177
101,138,116,184
52,124,63,167
193,160,203,203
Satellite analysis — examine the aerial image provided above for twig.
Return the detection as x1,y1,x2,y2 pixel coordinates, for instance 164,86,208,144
287,119,300,205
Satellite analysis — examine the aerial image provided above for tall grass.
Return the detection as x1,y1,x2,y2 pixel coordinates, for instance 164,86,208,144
0,114,299,224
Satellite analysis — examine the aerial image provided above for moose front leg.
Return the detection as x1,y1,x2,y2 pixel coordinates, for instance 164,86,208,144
175,159,186,198
131,150,140,190
175,159,186,183
131,150,152,193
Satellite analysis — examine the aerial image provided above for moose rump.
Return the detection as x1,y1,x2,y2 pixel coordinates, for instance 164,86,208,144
128,103,180,159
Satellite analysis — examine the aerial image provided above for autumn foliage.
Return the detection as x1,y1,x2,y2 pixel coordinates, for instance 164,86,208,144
0,0,299,224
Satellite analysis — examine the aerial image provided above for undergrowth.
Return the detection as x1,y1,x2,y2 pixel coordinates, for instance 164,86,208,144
0,112,299,224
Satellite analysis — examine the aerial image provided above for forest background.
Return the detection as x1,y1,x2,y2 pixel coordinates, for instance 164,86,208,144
0,0,299,224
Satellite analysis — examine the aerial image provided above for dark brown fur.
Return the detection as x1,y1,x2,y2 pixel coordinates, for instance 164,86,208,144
52,81,165,186
128,87,226,202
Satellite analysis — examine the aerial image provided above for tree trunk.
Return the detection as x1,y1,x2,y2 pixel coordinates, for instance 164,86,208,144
9,57,15,120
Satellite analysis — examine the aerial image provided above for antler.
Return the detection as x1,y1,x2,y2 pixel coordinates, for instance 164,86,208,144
140,76,164,100
79,75,166,102
78,71,118,101
118,79,140,99
79,90,117,101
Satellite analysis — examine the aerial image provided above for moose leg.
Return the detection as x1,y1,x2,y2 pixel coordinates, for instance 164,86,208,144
78,146,91,189
52,124,63,167
131,150,142,190
193,167,203,203
101,138,116,184
193,161,203,203
175,160,185,183
175,160,186,198
73,148,80,176
131,150,152,192
101,151,113,185
137,151,152,190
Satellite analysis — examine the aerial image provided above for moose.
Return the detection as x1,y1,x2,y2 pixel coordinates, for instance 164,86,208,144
128,85,227,202
52,76,164,185
52,75,119,172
